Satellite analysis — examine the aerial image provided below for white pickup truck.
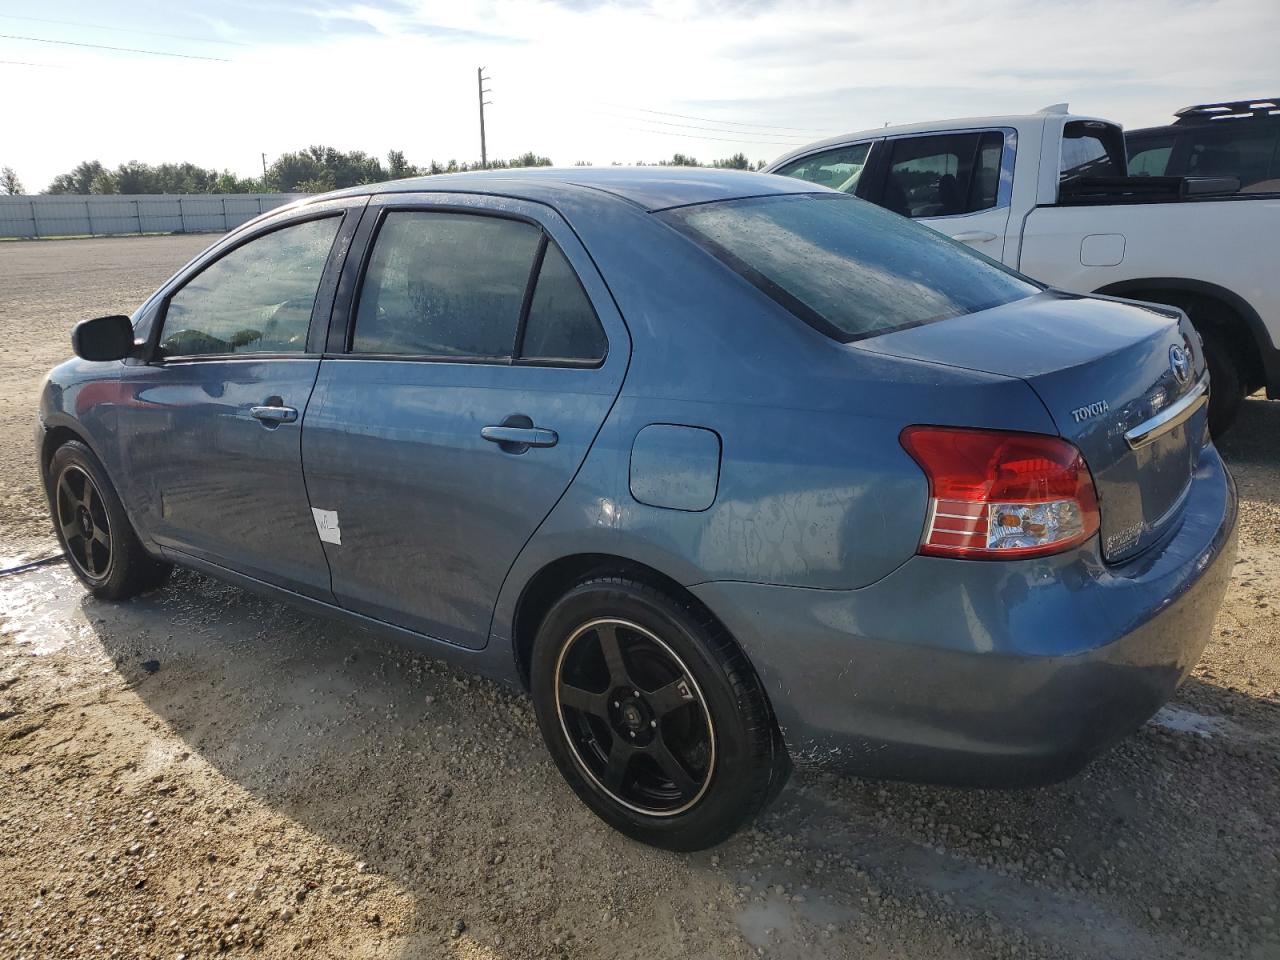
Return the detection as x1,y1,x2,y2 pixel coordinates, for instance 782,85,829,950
765,104,1280,433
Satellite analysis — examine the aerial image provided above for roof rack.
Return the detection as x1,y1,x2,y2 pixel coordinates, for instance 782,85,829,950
1174,98,1280,124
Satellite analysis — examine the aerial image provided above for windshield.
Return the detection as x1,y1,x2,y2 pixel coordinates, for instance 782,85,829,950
660,193,1038,341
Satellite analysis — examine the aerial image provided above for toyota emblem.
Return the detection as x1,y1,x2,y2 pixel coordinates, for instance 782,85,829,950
1169,343,1192,386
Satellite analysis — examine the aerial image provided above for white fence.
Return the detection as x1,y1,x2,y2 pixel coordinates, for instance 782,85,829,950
0,194,304,239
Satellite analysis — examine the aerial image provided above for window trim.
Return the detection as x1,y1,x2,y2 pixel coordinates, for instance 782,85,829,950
339,203,608,369
146,208,349,364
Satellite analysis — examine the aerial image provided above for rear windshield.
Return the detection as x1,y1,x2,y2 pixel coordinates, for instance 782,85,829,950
660,193,1037,341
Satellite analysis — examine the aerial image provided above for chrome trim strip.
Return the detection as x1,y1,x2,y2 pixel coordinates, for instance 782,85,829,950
1124,375,1210,450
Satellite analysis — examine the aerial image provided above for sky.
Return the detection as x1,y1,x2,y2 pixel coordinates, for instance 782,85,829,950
2,0,1278,192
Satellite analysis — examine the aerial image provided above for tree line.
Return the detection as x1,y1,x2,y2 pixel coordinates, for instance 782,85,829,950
0,148,769,197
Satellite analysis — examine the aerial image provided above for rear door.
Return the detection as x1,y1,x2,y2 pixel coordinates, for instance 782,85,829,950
301,193,630,649
118,199,364,599
865,130,1015,260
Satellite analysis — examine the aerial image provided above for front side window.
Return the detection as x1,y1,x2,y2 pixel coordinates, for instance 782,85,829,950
662,193,1037,342
881,132,1004,219
773,143,872,194
353,211,542,357
159,216,341,357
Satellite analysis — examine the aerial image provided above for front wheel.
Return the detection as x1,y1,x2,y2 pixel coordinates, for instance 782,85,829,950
47,440,172,600
530,577,788,850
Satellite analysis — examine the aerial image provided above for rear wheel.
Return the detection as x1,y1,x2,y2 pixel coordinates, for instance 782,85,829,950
48,440,172,600
530,577,788,850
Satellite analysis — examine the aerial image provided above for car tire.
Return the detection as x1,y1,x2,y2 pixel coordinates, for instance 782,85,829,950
47,440,172,601
1199,329,1243,437
530,576,789,851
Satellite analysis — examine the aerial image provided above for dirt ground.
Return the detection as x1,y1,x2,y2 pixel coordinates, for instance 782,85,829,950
1,235,1278,960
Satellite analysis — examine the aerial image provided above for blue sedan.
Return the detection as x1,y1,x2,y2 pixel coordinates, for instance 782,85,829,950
38,169,1236,850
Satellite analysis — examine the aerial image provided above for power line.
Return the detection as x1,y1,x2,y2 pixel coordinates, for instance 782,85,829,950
0,14,248,46
601,102,827,134
594,120,808,149
0,33,232,62
0,58,57,67
589,110,813,144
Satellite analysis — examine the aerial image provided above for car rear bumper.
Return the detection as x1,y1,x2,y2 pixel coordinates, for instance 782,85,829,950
690,443,1238,787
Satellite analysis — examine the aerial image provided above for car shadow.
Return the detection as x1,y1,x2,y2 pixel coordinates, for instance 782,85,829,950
72,556,1279,960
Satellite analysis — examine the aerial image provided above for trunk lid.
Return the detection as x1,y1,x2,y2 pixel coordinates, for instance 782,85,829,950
859,291,1208,562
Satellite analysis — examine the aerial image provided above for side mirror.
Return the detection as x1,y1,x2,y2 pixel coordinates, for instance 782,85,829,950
71,314,135,362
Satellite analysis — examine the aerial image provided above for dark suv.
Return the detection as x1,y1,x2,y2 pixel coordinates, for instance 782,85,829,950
1126,97,1280,193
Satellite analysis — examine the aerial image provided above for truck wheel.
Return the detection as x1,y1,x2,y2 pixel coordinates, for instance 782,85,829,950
530,577,789,851
1199,330,1243,437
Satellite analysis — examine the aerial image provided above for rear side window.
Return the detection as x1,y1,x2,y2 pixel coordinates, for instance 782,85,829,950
661,193,1037,342
160,216,340,357
353,211,541,356
880,132,1004,218
773,143,872,194
520,243,606,362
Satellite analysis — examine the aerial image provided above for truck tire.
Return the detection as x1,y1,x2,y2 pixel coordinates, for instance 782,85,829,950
1199,329,1243,437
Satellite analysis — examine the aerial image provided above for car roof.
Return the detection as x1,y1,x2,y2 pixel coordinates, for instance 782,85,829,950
314,166,820,213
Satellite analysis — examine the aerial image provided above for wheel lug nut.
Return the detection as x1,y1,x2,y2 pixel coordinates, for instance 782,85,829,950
612,701,620,708
650,720,656,727
628,731,635,738
632,690,639,698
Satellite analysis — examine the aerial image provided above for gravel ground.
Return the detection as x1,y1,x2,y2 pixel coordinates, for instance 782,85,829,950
1,235,1278,960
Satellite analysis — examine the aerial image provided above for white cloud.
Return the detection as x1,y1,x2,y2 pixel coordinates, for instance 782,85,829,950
4,0,1277,190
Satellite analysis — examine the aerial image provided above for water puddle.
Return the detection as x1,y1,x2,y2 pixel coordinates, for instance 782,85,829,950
0,564,90,655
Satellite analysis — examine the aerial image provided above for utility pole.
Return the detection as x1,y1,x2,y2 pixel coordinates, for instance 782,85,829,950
261,152,268,179
477,67,492,168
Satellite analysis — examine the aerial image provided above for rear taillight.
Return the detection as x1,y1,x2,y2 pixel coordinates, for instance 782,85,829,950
900,426,1100,560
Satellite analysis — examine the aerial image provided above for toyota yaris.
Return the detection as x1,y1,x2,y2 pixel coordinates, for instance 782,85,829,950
38,169,1236,850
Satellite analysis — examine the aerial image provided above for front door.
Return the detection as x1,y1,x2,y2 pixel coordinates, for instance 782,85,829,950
118,205,358,599
302,196,629,649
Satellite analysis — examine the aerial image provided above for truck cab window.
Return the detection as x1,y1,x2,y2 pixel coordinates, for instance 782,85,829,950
1127,135,1176,177
1060,121,1126,184
881,132,1005,219
773,143,872,194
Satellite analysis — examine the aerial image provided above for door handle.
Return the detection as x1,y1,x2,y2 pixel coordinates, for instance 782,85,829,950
250,404,298,424
482,415,558,454
481,425,559,449
951,230,997,244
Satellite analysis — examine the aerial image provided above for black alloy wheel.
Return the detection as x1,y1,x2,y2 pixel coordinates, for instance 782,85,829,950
55,464,113,582
555,617,715,816
46,440,172,600
531,577,789,850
